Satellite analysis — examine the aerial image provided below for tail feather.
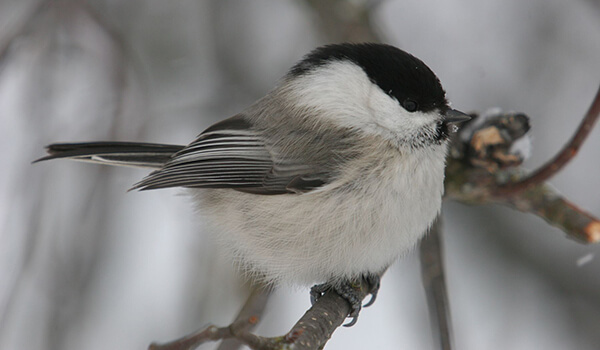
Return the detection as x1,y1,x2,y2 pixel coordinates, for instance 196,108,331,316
35,142,184,169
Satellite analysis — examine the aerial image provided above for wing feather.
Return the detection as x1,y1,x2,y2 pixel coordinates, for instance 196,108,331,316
131,115,330,194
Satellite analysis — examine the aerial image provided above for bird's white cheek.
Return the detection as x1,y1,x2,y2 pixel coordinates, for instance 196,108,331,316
367,87,434,137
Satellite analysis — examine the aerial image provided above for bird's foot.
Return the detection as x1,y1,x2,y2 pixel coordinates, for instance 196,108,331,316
310,274,381,327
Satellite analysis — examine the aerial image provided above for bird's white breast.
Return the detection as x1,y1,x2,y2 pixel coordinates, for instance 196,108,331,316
193,142,447,286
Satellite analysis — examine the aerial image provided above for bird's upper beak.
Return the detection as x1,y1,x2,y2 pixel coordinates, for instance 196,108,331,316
444,109,471,124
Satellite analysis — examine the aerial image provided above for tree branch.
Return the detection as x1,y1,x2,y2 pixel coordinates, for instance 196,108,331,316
281,281,371,350
216,287,272,350
445,106,600,244
446,160,600,243
420,218,454,350
149,287,271,350
502,184,600,243
148,280,372,350
495,85,600,195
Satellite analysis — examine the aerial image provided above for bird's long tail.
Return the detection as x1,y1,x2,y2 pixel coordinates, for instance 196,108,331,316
35,142,185,169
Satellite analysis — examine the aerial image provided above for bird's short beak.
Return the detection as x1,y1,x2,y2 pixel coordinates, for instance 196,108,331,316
444,109,471,124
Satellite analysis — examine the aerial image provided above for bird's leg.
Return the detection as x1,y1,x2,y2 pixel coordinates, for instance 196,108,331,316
310,274,381,327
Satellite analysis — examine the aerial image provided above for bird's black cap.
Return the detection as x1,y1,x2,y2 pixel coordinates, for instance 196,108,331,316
289,43,448,114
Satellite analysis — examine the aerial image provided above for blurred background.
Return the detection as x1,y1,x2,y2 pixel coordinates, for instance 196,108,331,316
1,0,600,349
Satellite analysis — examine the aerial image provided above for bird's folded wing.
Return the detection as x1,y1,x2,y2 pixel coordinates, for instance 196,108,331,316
131,115,329,194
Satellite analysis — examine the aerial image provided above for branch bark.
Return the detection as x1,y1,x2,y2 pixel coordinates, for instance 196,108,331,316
446,148,600,243
495,85,600,195
148,281,372,350
420,218,454,350
149,287,271,350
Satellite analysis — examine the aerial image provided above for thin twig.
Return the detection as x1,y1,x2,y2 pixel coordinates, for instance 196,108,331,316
149,287,271,350
148,325,229,350
420,218,453,350
496,85,600,195
217,288,272,350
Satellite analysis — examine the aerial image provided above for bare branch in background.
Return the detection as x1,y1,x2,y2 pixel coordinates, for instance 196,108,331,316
420,219,453,350
495,86,600,195
79,1,130,130
0,2,136,349
150,288,271,350
0,1,42,61
303,0,381,42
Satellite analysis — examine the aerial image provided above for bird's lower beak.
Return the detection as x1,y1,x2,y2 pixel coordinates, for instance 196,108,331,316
444,109,471,124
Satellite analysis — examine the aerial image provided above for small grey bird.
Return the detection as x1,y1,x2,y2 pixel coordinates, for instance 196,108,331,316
37,43,470,326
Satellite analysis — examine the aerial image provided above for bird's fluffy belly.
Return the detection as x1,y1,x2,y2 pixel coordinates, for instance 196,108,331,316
193,148,446,286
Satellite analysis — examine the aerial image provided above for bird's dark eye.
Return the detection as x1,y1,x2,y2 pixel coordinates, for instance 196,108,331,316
402,99,418,112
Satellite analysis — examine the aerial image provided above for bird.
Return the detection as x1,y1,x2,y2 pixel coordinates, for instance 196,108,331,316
36,43,470,326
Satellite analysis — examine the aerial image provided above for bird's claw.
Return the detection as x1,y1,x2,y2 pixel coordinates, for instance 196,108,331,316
362,274,380,307
309,274,381,327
